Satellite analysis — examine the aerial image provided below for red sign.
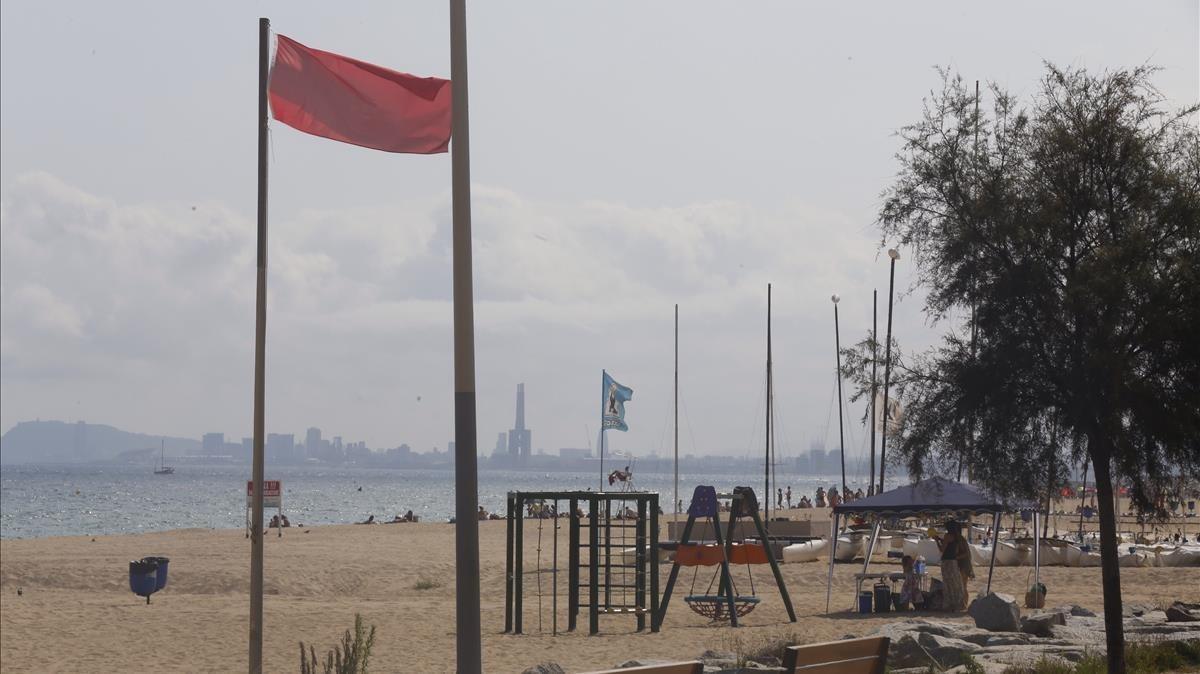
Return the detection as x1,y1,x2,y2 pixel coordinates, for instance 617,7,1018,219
246,480,281,497
246,480,282,507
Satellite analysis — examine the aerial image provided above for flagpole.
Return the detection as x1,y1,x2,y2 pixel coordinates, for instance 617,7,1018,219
833,295,847,497
249,16,270,674
673,304,679,515
869,289,877,493
600,371,606,492
449,1,482,671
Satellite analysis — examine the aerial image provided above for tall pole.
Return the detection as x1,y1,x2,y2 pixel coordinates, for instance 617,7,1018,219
879,250,899,494
833,296,847,497
869,289,878,493
449,1,482,671
674,304,679,515
600,371,606,492
765,283,772,523
248,17,270,674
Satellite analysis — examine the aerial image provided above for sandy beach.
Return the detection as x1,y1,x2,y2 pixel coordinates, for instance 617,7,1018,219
2,513,1198,674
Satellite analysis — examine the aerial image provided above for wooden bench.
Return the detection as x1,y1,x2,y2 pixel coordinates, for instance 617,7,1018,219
582,661,702,674
781,636,890,674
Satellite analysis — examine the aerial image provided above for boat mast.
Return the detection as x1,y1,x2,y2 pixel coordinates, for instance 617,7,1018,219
869,289,877,492
674,303,679,515
765,283,773,522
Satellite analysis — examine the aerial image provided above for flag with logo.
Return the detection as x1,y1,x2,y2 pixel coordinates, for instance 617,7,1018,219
601,370,633,431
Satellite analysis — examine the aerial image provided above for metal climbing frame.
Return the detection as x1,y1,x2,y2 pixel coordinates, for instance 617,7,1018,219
504,490,661,635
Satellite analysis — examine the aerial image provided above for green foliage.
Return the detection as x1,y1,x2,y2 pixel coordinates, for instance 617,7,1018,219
878,64,1200,502
961,653,987,674
998,640,1200,674
299,614,377,674
877,61,1200,674
1126,639,1200,672
413,577,441,591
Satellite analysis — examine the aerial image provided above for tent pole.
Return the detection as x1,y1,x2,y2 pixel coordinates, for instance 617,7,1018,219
985,512,1001,595
825,512,838,613
862,521,881,575
1033,511,1040,598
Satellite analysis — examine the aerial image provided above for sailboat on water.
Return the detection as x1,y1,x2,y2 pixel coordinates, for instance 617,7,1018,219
154,439,174,475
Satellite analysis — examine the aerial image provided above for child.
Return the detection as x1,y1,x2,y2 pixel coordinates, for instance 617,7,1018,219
898,555,925,610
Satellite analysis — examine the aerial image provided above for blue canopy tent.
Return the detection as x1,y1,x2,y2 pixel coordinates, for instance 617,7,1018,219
825,477,1041,612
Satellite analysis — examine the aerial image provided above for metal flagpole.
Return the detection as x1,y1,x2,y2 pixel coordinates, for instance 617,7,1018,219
449,1,482,670
833,295,846,497
600,370,606,492
674,304,679,515
249,17,270,674
764,283,772,523
878,249,899,493
869,289,877,492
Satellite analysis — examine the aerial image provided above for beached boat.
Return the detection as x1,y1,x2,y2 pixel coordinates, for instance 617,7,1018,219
1118,551,1147,567
782,538,827,563
834,533,865,562
994,540,1030,566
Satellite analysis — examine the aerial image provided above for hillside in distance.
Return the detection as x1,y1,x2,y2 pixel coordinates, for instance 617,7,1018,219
0,420,200,464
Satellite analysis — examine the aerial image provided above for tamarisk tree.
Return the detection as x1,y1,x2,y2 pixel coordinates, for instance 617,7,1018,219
877,65,1200,673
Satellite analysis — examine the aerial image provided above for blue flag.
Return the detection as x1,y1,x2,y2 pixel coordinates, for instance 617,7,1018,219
601,370,633,432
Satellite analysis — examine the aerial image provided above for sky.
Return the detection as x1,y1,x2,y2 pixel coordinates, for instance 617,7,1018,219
1,2,1197,472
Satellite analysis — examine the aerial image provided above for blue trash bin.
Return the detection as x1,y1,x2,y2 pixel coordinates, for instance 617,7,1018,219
143,556,169,590
129,559,159,604
858,591,873,614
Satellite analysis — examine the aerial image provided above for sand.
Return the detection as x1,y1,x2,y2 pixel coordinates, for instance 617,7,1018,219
2,515,1198,673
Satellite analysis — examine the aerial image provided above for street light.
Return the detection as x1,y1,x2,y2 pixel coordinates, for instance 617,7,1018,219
879,248,900,493
832,293,846,497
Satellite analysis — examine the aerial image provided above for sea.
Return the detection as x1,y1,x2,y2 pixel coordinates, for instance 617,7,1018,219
0,463,852,539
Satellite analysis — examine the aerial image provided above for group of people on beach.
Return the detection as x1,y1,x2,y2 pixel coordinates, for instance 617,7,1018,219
355,511,418,524
890,519,975,612
762,484,876,510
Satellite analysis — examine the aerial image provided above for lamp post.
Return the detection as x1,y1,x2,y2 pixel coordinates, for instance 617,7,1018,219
878,248,900,494
832,294,847,498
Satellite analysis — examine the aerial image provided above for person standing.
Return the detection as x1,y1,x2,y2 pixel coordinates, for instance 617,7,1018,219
777,487,783,509
816,487,826,508
785,485,792,509
938,520,967,611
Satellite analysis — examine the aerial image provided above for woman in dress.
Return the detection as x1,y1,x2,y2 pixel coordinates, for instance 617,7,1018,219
937,520,966,611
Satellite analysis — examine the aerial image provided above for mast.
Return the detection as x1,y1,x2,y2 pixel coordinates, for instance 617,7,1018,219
674,304,679,515
833,295,847,497
869,290,877,492
765,283,772,522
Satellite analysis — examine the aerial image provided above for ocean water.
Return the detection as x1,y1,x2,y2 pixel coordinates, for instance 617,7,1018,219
0,463,851,539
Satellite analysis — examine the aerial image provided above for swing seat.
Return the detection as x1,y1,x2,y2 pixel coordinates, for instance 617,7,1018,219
683,594,760,620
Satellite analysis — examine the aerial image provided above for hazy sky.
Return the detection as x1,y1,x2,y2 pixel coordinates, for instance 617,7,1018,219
2,2,1196,471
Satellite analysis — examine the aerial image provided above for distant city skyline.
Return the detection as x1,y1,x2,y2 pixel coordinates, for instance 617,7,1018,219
2,2,1195,457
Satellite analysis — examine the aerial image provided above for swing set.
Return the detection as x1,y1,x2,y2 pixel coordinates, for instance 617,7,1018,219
654,485,796,629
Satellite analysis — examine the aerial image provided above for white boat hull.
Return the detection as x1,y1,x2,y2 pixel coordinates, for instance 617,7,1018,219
782,539,828,563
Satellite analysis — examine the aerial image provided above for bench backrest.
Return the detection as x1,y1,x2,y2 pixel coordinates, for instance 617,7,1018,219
582,661,703,674
781,636,890,674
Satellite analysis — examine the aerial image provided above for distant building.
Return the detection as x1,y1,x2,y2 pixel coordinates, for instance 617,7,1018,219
266,433,294,462
202,432,225,453
306,427,322,459
507,383,532,460
492,432,508,457
559,448,590,459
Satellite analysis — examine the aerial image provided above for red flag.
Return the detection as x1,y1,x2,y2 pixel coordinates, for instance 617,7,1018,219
269,34,451,154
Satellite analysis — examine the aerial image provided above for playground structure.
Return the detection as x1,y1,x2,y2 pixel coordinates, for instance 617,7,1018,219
504,490,661,635
655,485,796,629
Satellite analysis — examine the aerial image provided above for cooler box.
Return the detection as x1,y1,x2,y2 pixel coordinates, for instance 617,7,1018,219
873,583,891,613
858,591,873,614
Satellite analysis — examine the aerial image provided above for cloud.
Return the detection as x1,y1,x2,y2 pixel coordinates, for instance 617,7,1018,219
2,170,921,469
